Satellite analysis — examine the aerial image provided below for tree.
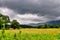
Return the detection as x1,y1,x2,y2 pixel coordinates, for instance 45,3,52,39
0,14,10,29
11,20,20,29
0,17,5,29
44,24,49,28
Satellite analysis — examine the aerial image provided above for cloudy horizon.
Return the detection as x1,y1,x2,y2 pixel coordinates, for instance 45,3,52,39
0,0,60,24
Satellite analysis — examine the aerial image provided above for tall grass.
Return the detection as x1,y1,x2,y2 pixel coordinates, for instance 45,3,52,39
0,28,60,40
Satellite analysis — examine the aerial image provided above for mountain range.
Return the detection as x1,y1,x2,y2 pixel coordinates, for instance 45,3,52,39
28,20,60,26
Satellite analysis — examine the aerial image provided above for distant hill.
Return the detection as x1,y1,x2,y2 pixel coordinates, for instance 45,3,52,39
27,20,60,26
46,20,60,24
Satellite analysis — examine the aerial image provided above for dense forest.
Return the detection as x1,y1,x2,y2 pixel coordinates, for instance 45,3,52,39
0,13,60,29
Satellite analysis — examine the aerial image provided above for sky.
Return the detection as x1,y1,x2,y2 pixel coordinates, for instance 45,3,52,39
0,0,60,24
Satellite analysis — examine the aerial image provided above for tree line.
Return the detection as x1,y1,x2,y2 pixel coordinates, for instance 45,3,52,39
0,13,60,29
0,13,20,29
20,24,60,28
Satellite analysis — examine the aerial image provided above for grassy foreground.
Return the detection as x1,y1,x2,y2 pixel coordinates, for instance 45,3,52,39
0,28,60,40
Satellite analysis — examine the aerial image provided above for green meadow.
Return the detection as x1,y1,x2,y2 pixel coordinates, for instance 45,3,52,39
0,29,60,40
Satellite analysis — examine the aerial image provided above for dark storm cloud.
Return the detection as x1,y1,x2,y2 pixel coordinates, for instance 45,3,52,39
0,0,60,21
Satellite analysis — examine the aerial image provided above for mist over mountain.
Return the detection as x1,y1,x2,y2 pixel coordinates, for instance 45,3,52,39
46,20,60,24
28,20,60,26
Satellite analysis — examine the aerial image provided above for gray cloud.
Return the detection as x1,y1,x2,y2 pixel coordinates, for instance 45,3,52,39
0,0,60,15
0,0,60,24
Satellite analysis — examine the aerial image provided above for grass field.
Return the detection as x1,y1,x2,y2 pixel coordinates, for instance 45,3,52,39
0,28,60,40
